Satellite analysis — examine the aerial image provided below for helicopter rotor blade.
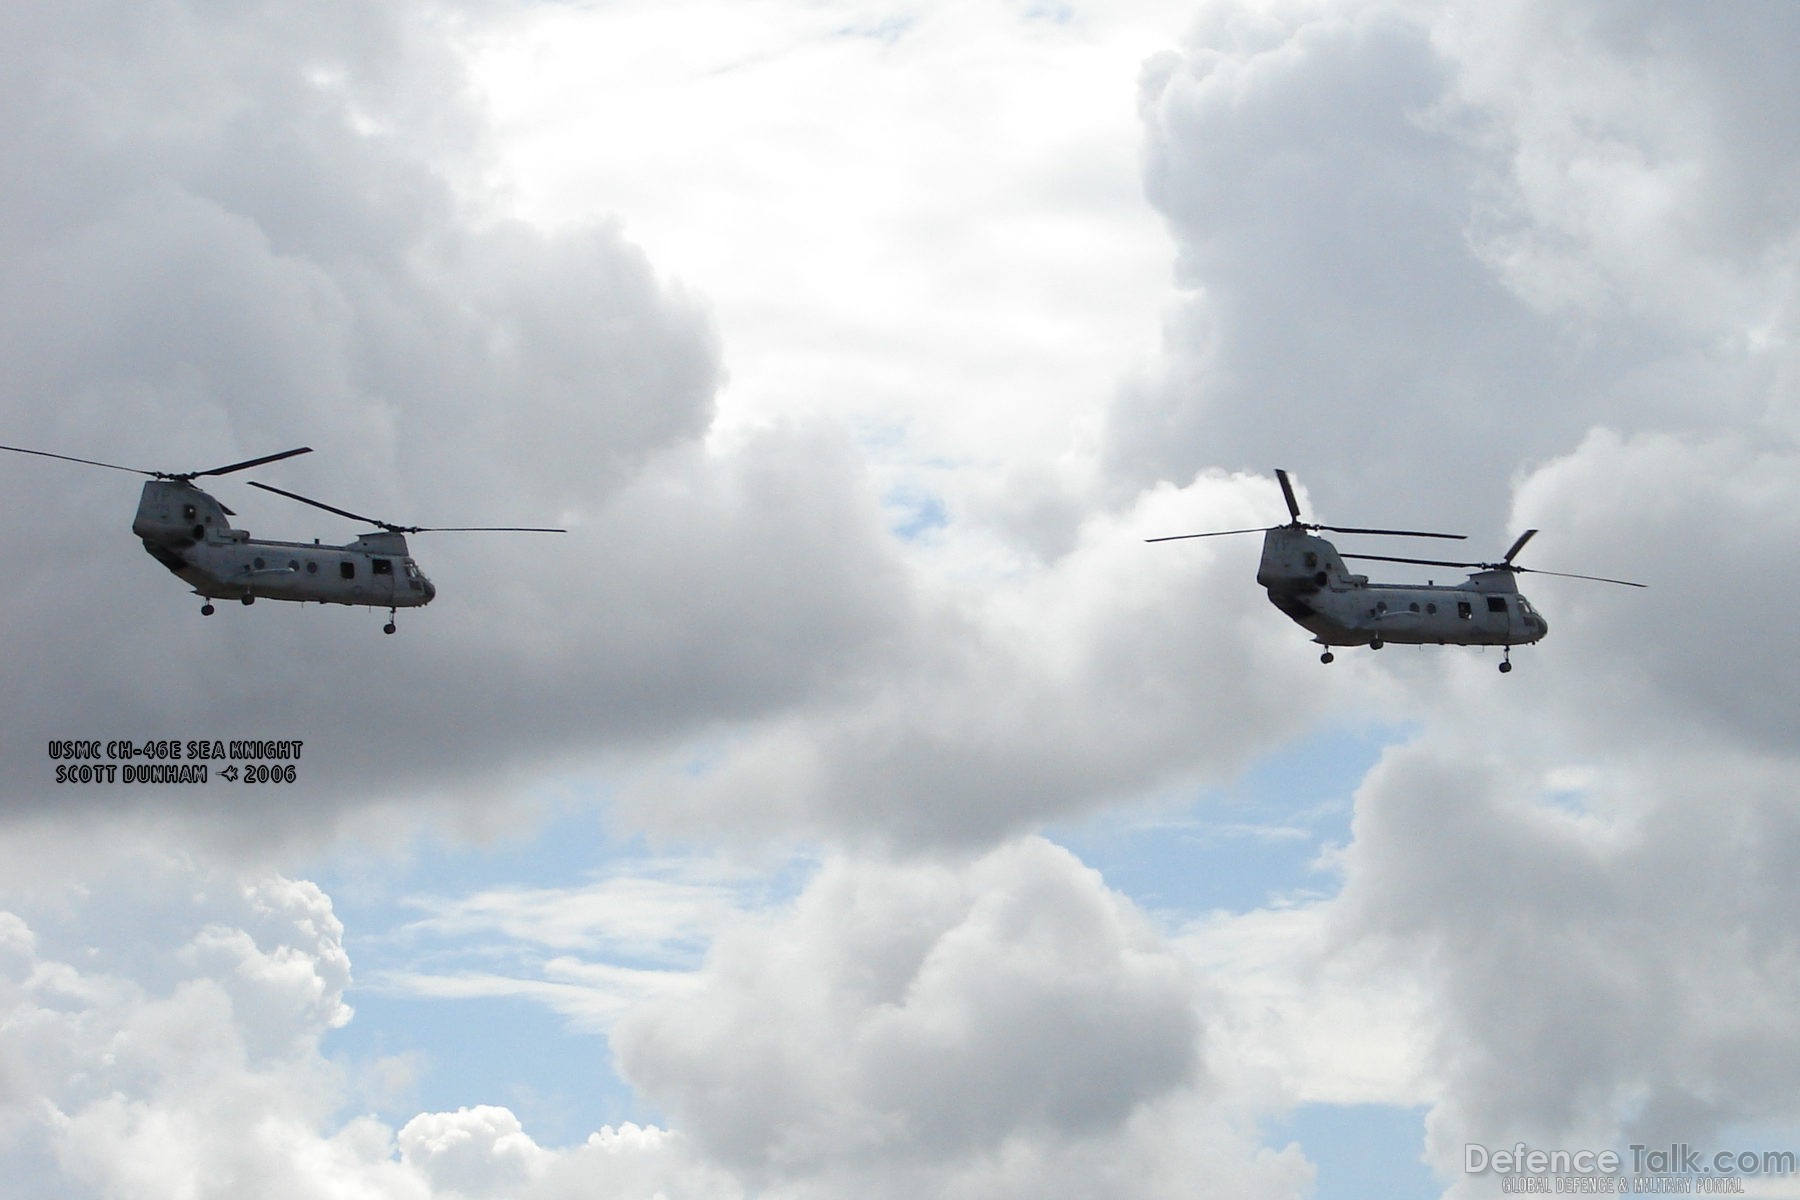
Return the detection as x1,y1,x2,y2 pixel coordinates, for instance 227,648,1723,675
1502,528,1538,563
0,444,153,475
1517,566,1647,588
1275,468,1302,524
1,443,315,482
190,446,313,479
1341,552,1483,569
407,526,568,534
1316,524,1467,540
1145,526,1270,543
247,480,395,529
248,481,565,534
1346,550,1647,587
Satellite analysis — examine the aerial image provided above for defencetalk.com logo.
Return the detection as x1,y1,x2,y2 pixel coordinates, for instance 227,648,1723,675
1464,1142,1798,1194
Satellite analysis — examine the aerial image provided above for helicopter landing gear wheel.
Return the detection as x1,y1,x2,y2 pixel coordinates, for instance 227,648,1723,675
383,608,397,635
1499,647,1513,673
201,602,215,616
1369,637,1384,650
240,595,254,605
1320,650,1334,664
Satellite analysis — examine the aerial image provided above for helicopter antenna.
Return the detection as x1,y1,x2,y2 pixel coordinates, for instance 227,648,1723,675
0,443,312,481
246,480,566,534
1343,529,1646,587
1146,468,1466,544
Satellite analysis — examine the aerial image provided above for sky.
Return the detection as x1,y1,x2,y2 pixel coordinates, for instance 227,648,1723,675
2,1,1798,1197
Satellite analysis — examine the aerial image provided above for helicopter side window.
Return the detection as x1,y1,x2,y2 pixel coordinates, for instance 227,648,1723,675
372,558,393,576
1457,601,1472,620
340,561,355,580
1487,596,1508,614
306,561,318,574
183,504,196,521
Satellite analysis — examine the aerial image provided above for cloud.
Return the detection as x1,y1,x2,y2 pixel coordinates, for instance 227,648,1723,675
0,851,380,1198
399,1105,551,1197
0,835,1314,1200
614,468,1366,848
1325,731,1800,1194
612,836,1307,1199
0,838,755,1199
1111,2,1573,524
1505,429,1800,754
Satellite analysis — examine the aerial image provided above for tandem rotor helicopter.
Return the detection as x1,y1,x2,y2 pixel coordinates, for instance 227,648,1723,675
1,444,565,633
1148,469,1644,672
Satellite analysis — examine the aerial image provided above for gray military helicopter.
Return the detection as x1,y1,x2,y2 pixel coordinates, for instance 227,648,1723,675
1148,469,1644,672
1,444,564,633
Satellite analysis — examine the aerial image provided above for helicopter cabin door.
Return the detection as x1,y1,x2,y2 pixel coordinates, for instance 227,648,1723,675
1482,592,1513,641
336,554,399,606
366,555,401,606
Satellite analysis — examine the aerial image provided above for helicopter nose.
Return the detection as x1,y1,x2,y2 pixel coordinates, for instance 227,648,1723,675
1530,614,1548,639
422,578,436,603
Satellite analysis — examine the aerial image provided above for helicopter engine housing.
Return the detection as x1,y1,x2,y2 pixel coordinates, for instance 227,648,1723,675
1255,527,1360,594
131,479,234,549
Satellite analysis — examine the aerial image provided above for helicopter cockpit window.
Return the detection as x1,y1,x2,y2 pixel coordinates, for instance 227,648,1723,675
1487,596,1508,614
340,561,355,580
372,558,393,576
183,504,196,521
404,562,422,580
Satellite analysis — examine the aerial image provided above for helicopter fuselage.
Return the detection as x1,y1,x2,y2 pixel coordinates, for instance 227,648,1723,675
1255,527,1547,649
131,480,436,609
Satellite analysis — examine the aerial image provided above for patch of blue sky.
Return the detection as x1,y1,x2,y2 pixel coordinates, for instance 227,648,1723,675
326,985,637,1149
1047,720,1410,922
1022,1,1075,23
836,13,915,44
1272,1103,1437,1200
885,483,949,541
309,787,815,1148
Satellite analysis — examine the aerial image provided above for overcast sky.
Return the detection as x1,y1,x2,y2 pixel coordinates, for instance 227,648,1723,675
3,1,1799,1197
